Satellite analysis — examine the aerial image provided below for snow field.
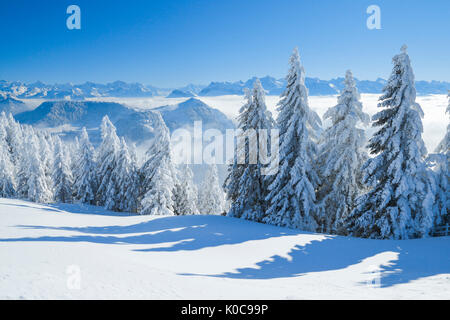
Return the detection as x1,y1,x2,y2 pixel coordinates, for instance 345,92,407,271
0,198,448,299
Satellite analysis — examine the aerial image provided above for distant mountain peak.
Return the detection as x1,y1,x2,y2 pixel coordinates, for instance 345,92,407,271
166,89,196,98
0,76,448,99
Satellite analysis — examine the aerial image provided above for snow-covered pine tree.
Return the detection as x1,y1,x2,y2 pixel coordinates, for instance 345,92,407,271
263,47,322,231
223,91,250,215
348,45,435,239
8,121,28,199
198,164,225,215
225,79,275,222
96,116,121,208
22,128,53,203
113,137,140,213
173,164,199,215
427,91,449,227
37,131,55,199
73,128,97,205
71,136,81,174
127,142,141,213
52,137,74,203
435,91,450,155
316,70,370,234
140,113,177,215
1,113,24,168
0,115,16,197
1,113,25,197
1,114,54,203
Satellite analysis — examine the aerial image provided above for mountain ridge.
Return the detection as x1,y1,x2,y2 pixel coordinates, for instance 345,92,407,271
1,76,448,99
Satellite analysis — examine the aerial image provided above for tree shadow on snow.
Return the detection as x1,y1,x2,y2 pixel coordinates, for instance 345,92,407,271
1,207,448,288
1,215,300,252
183,236,450,288
0,202,62,213
47,202,132,217
0,201,130,217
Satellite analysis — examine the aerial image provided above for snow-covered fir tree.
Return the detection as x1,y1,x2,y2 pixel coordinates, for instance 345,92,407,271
223,89,253,213
1,113,25,197
198,164,225,215
0,115,16,197
113,138,140,213
173,164,200,215
316,70,370,234
96,116,121,209
426,91,449,227
1,113,24,169
263,47,322,231
140,113,177,215
348,45,435,239
8,129,27,199
38,131,55,199
52,137,73,203
21,128,53,203
71,136,81,174
435,91,450,156
225,79,275,222
73,128,97,205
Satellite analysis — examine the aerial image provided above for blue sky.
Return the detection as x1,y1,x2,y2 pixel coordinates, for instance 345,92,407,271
0,0,448,87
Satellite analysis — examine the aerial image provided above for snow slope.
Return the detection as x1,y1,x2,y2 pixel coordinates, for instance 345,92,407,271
0,198,448,299
0,94,30,115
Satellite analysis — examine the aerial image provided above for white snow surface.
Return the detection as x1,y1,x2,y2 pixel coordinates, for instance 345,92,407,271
0,198,448,299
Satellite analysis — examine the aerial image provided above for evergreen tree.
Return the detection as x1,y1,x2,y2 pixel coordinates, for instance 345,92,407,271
225,79,275,222
173,164,199,215
23,129,53,203
1,113,24,168
53,137,74,203
73,128,97,205
113,138,140,213
198,164,225,215
263,47,321,231
1,113,24,197
38,131,55,200
435,91,450,155
222,91,250,214
140,113,176,215
316,70,370,234
427,91,449,227
0,116,16,197
348,45,435,239
96,116,121,208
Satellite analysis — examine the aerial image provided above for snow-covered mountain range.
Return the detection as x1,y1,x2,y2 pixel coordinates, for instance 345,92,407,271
1,76,448,100
198,76,450,96
0,80,166,100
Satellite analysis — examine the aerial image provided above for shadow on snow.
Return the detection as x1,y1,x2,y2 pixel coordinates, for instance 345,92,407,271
0,201,448,288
